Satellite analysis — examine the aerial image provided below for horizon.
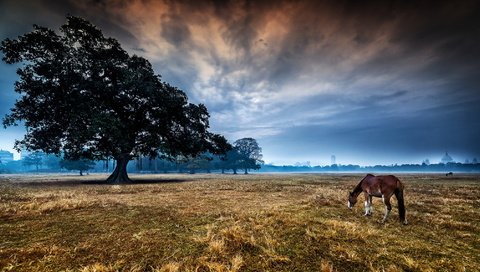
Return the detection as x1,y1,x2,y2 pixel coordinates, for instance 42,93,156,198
1,0,479,166
0,148,472,168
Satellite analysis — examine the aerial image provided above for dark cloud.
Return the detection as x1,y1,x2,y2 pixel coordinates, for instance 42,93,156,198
161,14,191,47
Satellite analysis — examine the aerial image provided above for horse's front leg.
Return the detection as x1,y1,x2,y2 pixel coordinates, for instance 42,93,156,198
364,194,372,216
382,195,392,223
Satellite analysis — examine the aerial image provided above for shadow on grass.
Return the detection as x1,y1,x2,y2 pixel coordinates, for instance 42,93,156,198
8,176,191,187
82,178,190,185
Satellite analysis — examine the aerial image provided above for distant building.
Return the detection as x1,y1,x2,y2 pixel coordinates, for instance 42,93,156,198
0,150,14,164
441,152,453,164
331,155,336,165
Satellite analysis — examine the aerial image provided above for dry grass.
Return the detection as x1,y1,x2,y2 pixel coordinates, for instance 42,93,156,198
0,173,479,271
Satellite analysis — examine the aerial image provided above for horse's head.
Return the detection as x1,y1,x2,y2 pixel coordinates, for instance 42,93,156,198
347,192,357,209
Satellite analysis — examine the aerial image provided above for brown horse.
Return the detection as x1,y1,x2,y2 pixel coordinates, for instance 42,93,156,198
348,174,407,224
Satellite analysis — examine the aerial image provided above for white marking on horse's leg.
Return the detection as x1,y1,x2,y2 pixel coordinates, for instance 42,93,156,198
382,209,390,223
365,200,372,216
364,201,370,216
382,208,391,223
348,201,352,209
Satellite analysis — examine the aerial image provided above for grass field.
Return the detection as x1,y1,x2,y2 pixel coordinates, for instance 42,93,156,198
0,173,479,271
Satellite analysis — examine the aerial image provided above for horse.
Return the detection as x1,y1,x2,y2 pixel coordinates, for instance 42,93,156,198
348,174,407,225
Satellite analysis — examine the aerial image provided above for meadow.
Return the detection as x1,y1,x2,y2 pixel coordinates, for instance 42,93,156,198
0,173,479,272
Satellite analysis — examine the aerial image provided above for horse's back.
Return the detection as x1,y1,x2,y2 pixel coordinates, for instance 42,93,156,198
364,174,402,192
377,175,403,190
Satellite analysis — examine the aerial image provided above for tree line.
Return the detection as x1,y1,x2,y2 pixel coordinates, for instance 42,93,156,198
0,137,263,175
136,137,263,174
258,162,480,173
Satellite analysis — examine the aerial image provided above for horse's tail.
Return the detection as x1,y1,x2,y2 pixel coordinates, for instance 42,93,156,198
394,181,407,224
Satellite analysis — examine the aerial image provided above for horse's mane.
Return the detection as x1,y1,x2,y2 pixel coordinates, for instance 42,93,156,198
352,174,374,195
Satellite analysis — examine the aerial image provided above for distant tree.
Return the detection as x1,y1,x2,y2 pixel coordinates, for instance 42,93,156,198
224,149,241,174
103,159,112,172
60,159,95,176
1,16,228,183
44,154,62,171
233,138,263,174
135,157,143,172
473,158,478,164
212,152,231,174
209,140,233,174
22,151,43,172
185,155,212,174
198,154,214,173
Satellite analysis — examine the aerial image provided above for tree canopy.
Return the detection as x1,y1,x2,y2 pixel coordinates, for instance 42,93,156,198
1,16,229,182
60,159,95,176
233,138,263,174
22,151,44,172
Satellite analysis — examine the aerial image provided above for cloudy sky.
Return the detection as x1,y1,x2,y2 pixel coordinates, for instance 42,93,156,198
0,0,479,165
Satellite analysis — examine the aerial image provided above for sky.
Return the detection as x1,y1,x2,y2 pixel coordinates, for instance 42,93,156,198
0,0,479,166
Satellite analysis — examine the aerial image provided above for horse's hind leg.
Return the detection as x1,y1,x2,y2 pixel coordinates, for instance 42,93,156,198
382,195,392,223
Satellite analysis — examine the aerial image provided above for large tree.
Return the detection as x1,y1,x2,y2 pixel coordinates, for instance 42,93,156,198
1,16,228,182
233,138,263,174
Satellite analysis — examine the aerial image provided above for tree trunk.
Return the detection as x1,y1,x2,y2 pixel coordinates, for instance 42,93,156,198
243,161,249,174
106,154,132,183
79,170,83,176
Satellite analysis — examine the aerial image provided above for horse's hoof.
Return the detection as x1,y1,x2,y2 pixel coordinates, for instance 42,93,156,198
403,220,408,225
